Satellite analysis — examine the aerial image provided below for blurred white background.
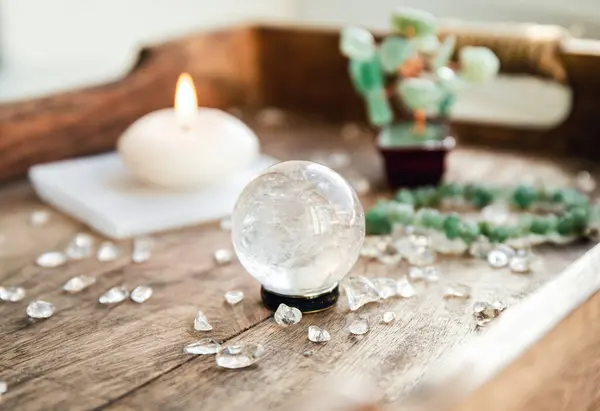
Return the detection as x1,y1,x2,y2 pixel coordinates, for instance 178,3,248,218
2,0,592,126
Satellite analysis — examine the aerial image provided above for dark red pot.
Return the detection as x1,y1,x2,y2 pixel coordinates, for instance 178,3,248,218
376,123,455,188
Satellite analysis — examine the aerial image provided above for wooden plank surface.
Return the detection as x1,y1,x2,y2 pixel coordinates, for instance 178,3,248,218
0,112,598,411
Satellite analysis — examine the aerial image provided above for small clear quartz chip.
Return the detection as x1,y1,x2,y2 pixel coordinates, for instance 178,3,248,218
308,325,330,343
382,312,396,323
443,283,472,299
216,344,264,369
0,286,25,302
36,251,67,268
97,242,119,262
274,303,302,326
348,318,369,335
184,338,221,355
26,300,55,319
131,285,153,303
63,276,96,293
99,286,129,304
487,249,509,268
66,233,94,260
194,311,213,331
214,249,233,265
224,290,244,305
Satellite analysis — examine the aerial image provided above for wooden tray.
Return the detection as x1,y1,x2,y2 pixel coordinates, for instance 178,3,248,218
1,24,600,411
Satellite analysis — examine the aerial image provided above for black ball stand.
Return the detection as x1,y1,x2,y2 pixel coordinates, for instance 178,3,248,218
260,285,339,313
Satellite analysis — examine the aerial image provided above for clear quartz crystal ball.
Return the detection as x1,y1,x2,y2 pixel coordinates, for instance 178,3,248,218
232,161,365,296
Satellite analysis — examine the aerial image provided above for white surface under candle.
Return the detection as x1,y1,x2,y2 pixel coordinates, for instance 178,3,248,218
29,152,277,239
118,107,259,188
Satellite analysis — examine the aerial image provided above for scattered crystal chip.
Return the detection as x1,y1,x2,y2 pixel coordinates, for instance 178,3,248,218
63,276,96,293
308,325,331,343
348,318,370,335
66,233,94,259
302,350,314,357
396,278,416,298
99,286,129,304
216,343,264,369
443,283,472,299
0,380,6,395
509,256,530,273
26,300,55,319
371,278,398,299
224,290,244,305
97,241,119,262
343,276,381,311
274,303,302,326
469,236,493,258
213,249,233,265
0,286,25,302
423,266,441,282
382,312,396,323
408,266,440,282
184,338,222,355
29,210,50,227
473,300,506,326
194,310,213,331
132,236,152,263
407,246,437,266
131,285,153,303
36,251,67,268
487,249,509,268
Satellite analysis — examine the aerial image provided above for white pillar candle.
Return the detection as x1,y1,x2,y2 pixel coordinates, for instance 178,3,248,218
118,73,259,188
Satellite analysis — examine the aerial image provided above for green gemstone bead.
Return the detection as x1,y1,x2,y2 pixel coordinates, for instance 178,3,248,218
551,188,587,207
460,220,480,244
365,208,392,235
443,214,462,239
415,208,444,230
530,215,557,235
411,35,440,54
431,35,456,71
567,206,590,231
459,46,499,84
438,182,464,197
488,226,510,243
413,186,440,207
512,185,537,209
478,221,493,237
391,7,436,37
556,216,576,236
340,27,376,61
378,36,414,74
469,185,495,208
395,189,415,205
349,57,383,95
397,78,443,111
385,202,415,225
364,89,393,127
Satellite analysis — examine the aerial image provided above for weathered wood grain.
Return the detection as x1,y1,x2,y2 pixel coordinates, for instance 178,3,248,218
0,113,599,410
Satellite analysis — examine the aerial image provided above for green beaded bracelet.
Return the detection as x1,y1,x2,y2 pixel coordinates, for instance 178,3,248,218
366,183,599,245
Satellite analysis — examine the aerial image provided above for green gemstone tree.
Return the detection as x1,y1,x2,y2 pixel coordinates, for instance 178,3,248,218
341,8,500,144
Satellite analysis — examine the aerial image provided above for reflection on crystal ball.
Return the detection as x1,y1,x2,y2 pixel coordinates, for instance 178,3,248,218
232,160,365,296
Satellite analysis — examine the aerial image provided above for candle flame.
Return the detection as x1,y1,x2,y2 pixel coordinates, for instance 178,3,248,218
174,73,198,118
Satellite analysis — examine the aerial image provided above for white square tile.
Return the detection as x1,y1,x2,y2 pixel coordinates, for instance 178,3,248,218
29,152,278,239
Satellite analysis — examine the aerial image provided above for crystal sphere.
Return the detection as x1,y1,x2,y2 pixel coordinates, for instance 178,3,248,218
232,161,365,297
